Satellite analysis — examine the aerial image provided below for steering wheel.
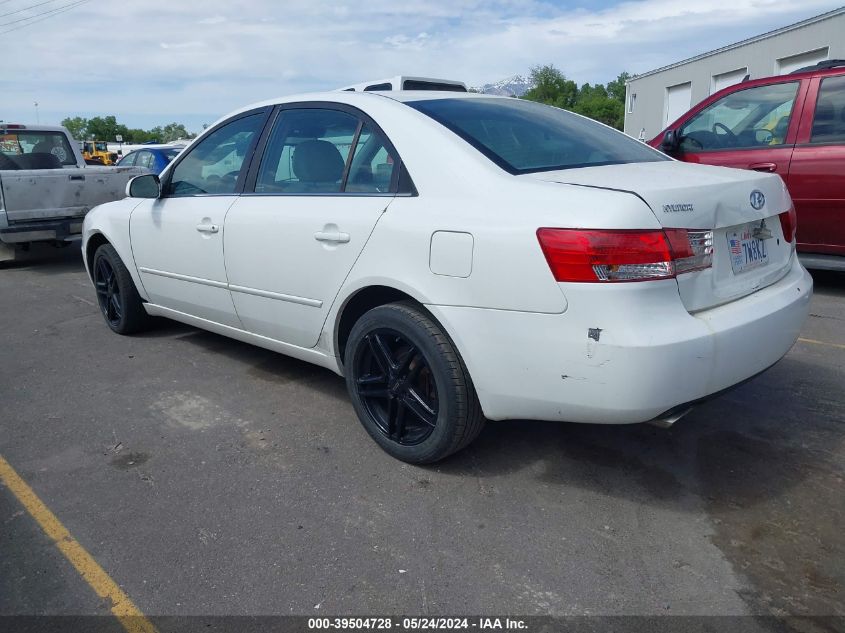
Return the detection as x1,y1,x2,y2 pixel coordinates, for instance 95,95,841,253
712,122,736,138
682,134,704,150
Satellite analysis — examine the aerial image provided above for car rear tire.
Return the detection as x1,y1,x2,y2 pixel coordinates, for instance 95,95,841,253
92,243,151,335
344,302,485,464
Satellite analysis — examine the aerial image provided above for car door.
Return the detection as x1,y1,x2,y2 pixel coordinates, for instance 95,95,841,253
785,74,845,256
673,80,807,180
129,109,269,327
223,105,405,348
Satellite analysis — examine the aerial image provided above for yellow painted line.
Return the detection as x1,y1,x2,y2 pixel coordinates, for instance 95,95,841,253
0,455,158,633
798,337,845,350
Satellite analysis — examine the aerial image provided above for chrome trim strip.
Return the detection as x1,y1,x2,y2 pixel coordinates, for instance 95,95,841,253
137,267,228,289
138,267,323,307
229,284,322,308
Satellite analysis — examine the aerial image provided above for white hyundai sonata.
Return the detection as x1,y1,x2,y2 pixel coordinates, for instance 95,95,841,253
82,88,812,463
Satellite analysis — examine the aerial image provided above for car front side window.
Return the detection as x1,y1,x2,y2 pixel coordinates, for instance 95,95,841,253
679,82,799,152
165,112,265,197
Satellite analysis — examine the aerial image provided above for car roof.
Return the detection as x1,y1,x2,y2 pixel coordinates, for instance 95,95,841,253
202,90,503,137
243,89,498,110
126,145,181,152
717,65,845,92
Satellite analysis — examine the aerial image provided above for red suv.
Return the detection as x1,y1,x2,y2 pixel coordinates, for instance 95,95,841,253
651,60,845,270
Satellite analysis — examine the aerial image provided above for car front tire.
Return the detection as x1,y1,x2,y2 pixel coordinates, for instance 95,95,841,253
345,302,485,464
92,243,151,335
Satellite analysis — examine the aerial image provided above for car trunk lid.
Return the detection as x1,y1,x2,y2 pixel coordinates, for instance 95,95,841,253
524,161,795,312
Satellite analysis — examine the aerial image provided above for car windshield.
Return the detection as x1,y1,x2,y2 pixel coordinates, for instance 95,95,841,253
163,148,180,162
407,97,667,174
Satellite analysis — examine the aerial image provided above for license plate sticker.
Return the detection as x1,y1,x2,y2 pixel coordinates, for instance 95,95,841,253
727,224,769,274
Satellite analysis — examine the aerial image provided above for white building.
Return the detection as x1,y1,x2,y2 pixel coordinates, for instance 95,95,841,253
624,7,845,141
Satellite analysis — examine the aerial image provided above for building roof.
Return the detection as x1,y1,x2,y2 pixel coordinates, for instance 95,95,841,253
627,6,845,84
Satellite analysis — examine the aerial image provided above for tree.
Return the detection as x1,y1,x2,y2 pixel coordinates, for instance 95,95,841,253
523,64,578,109
84,115,132,142
520,65,630,130
149,122,192,143
606,72,630,105
573,96,623,129
58,114,196,143
61,116,88,140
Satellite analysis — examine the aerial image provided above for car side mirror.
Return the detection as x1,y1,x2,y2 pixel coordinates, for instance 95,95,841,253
659,129,680,155
127,174,160,199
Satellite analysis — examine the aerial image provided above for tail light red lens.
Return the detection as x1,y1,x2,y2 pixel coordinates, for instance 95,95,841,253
779,206,797,243
537,228,713,283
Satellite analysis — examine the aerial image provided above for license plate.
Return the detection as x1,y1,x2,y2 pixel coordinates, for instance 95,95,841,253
727,224,769,274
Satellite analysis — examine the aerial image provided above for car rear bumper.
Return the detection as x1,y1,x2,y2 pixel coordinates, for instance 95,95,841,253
427,257,812,423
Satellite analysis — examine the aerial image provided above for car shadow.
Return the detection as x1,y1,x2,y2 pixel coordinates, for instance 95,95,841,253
808,268,845,297
162,326,349,401
152,314,844,514
0,243,84,274
437,354,844,511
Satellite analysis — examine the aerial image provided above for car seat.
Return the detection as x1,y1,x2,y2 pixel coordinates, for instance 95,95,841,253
290,140,345,192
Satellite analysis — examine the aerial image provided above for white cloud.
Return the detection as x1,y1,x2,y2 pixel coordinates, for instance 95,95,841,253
1,0,841,131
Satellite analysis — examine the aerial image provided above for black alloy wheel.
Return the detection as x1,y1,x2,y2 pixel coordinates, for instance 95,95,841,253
91,243,151,334
345,302,485,463
355,328,439,446
94,255,123,327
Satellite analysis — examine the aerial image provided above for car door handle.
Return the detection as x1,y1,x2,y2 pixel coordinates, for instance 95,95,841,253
69,175,85,181
314,230,350,244
196,223,219,234
749,162,777,172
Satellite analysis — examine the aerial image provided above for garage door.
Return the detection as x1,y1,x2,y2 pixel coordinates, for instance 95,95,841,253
776,47,829,75
664,82,692,126
711,68,747,94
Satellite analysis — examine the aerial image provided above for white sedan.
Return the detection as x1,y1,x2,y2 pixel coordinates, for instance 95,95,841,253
82,89,812,463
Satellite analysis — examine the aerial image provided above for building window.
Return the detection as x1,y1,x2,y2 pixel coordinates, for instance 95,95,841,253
628,92,636,113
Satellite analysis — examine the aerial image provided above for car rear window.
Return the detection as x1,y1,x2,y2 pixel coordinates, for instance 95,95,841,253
0,131,77,168
407,97,667,174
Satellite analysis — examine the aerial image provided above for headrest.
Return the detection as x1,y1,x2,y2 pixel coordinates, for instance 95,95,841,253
292,140,345,183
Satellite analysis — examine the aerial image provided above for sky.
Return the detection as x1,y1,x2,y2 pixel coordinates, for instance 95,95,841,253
1,0,843,133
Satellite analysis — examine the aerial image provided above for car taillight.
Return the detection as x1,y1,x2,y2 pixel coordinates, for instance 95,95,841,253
536,228,713,283
779,206,797,243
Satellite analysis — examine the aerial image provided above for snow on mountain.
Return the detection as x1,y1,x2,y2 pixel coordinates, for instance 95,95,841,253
473,74,535,97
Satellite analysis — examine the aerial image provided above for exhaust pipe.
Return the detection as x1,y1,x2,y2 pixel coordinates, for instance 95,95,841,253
647,405,693,429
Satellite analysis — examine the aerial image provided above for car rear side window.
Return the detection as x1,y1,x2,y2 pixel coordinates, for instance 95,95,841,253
165,112,265,197
136,151,154,169
346,124,397,193
255,109,360,194
407,97,667,174
811,75,845,143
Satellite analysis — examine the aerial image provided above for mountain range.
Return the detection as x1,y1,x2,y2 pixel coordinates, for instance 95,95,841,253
473,74,535,97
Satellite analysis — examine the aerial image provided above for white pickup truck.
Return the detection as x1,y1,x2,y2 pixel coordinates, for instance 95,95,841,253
0,124,148,262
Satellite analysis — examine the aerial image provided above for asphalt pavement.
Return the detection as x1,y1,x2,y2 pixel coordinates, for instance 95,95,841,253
0,244,842,627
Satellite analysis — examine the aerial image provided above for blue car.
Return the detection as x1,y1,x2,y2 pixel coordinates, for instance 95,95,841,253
116,146,182,174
